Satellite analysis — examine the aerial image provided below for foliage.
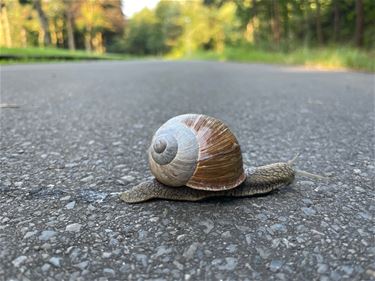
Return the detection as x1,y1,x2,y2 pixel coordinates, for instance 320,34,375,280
0,0,123,53
0,0,374,71
0,46,134,64
183,46,375,72
121,8,161,55
116,0,374,59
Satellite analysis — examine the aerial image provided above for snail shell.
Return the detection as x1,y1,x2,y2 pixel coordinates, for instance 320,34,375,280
148,114,246,191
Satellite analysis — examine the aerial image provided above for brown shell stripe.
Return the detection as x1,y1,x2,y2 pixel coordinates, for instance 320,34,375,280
183,115,245,190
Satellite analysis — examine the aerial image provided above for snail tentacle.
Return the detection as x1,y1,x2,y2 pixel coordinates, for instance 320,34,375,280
287,153,328,180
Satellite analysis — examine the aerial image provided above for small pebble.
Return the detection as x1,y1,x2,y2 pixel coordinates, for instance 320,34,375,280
39,230,57,241
213,257,238,271
154,246,172,257
183,242,199,260
121,175,135,182
353,169,361,175
75,261,89,270
103,252,112,258
199,220,214,234
41,263,51,272
23,231,38,239
256,213,268,221
354,186,365,192
330,270,342,281
341,265,354,275
177,234,186,241
302,207,316,216
173,260,184,270
221,231,231,238
114,164,127,169
317,264,328,274
103,268,115,276
269,260,283,272
135,254,148,267
66,223,82,232
65,201,76,209
12,256,27,267
270,224,287,233
302,199,313,207
80,175,94,182
49,257,61,267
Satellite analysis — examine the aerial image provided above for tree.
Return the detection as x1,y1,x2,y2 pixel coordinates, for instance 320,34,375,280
272,0,281,46
123,8,160,55
0,2,12,47
281,0,290,47
33,0,50,46
355,0,364,47
315,0,323,45
332,0,340,42
155,1,183,52
76,0,109,53
63,0,77,50
101,0,125,49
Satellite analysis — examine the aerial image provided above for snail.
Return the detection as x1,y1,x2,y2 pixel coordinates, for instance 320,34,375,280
120,114,325,203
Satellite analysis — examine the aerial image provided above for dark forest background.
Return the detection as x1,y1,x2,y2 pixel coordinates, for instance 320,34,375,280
1,0,374,70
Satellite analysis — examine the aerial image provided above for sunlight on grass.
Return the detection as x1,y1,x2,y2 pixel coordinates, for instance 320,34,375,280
0,47,134,64
179,47,374,72
1,46,373,72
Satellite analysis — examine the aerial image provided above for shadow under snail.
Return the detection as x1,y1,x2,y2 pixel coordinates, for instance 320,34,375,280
120,114,325,203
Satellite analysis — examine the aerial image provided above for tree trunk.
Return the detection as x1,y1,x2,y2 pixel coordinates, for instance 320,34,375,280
245,0,258,43
302,0,311,47
315,0,323,46
252,0,257,43
84,30,92,52
252,0,257,19
33,0,50,46
56,18,64,46
355,0,364,47
38,30,45,47
92,32,105,54
282,0,289,43
333,0,340,42
66,8,75,50
49,21,57,46
1,4,12,47
21,28,27,48
272,0,281,47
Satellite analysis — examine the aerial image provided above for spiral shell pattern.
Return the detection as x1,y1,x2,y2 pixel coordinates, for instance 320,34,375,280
148,114,246,191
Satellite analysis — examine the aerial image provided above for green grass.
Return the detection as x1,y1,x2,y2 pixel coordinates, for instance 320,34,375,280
0,47,133,64
2,46,374,72
182,46,375,72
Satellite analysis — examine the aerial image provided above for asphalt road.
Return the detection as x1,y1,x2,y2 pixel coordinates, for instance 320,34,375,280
1,61,374,281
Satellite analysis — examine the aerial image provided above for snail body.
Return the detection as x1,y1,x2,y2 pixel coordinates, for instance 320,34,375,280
121,163,295,203
120,114,324,203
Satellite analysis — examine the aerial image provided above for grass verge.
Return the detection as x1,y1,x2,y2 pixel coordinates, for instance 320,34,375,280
0,47,133,64
181,46,375,72
2,46,373,72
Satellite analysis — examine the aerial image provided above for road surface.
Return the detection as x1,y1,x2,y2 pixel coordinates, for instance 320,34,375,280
1,61,374,280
